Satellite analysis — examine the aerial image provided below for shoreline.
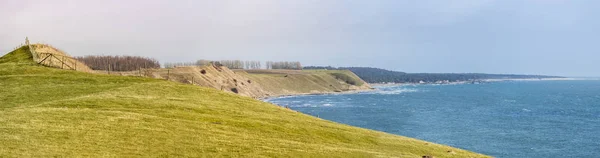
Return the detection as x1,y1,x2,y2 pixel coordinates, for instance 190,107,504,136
259,88,375,101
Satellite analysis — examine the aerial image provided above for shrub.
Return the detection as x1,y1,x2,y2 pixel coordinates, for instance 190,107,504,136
330,73,363,86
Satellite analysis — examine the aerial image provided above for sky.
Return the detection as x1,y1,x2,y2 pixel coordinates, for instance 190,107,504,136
1,0,599,76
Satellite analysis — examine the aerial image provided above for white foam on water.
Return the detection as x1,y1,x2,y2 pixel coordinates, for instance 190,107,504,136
368,88,420,95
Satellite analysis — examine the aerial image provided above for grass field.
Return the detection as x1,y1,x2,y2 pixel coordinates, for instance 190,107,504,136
0,46,489,157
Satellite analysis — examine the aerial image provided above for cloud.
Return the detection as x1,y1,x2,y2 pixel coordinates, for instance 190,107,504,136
1,0,598,76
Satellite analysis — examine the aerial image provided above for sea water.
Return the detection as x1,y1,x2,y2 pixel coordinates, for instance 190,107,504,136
266,80,600,158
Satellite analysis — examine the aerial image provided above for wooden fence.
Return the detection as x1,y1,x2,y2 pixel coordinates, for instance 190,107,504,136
37,53,80,71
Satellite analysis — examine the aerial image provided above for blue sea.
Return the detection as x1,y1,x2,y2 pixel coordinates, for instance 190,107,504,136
266,80,600,158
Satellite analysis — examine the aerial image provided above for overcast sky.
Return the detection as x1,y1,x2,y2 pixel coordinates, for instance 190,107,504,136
1,0,599,76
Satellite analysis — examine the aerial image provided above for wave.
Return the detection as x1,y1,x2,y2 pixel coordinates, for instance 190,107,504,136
365,88,420,95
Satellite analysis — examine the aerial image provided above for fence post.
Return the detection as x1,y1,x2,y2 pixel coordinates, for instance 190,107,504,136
167,69,170,80
61,56,64,69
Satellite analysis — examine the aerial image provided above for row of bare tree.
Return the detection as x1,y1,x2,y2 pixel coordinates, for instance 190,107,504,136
74,55,160,71
266,61,302,70
216,60,262,69
165,60,267,70
163,62,198,69
78,56,303,70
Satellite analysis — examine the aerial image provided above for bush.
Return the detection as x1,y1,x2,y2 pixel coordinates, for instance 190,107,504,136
330,73,363,86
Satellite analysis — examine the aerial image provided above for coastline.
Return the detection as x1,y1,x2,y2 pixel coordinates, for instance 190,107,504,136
259,88,375,101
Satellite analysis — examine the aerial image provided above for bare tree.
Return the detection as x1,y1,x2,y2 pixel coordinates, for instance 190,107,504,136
75,55,160,71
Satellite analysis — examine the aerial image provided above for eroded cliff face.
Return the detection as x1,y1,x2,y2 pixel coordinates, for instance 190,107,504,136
156,65,271,98
236,69,372,97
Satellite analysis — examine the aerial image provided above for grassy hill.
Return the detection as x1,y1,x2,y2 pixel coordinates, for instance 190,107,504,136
0,46,488,157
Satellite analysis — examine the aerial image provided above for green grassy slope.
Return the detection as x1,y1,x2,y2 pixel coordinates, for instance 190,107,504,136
0,46,488,157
